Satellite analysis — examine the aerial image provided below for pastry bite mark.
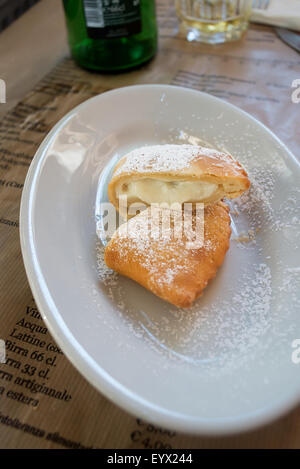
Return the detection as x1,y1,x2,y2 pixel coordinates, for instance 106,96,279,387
108,144,250,213
104,202,231,308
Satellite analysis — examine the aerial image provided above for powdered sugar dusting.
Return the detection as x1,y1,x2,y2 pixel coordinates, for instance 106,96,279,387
95,134,300,376
114,144,242,176
96,236,275,374
107,204,227,303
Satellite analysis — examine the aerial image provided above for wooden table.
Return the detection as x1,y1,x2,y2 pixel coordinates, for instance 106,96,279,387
0,0,68,118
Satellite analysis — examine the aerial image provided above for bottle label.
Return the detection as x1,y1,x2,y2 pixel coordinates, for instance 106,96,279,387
83,0,141,39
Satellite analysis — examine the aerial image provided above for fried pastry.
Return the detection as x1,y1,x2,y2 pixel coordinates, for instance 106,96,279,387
104,201,231,308
108,144,250,214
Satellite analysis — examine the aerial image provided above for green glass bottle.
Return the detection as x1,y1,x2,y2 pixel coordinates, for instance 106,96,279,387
62,0,157,72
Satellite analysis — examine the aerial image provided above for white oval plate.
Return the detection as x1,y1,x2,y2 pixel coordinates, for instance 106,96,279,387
20,85,300,435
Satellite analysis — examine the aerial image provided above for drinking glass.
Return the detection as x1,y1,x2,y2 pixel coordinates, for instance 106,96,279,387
175,0,252,44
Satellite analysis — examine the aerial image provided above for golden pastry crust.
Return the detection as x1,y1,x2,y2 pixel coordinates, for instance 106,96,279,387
108,144,250,212
104,202,231,308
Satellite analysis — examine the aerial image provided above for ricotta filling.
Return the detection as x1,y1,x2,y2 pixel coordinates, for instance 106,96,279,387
116,178,219,205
